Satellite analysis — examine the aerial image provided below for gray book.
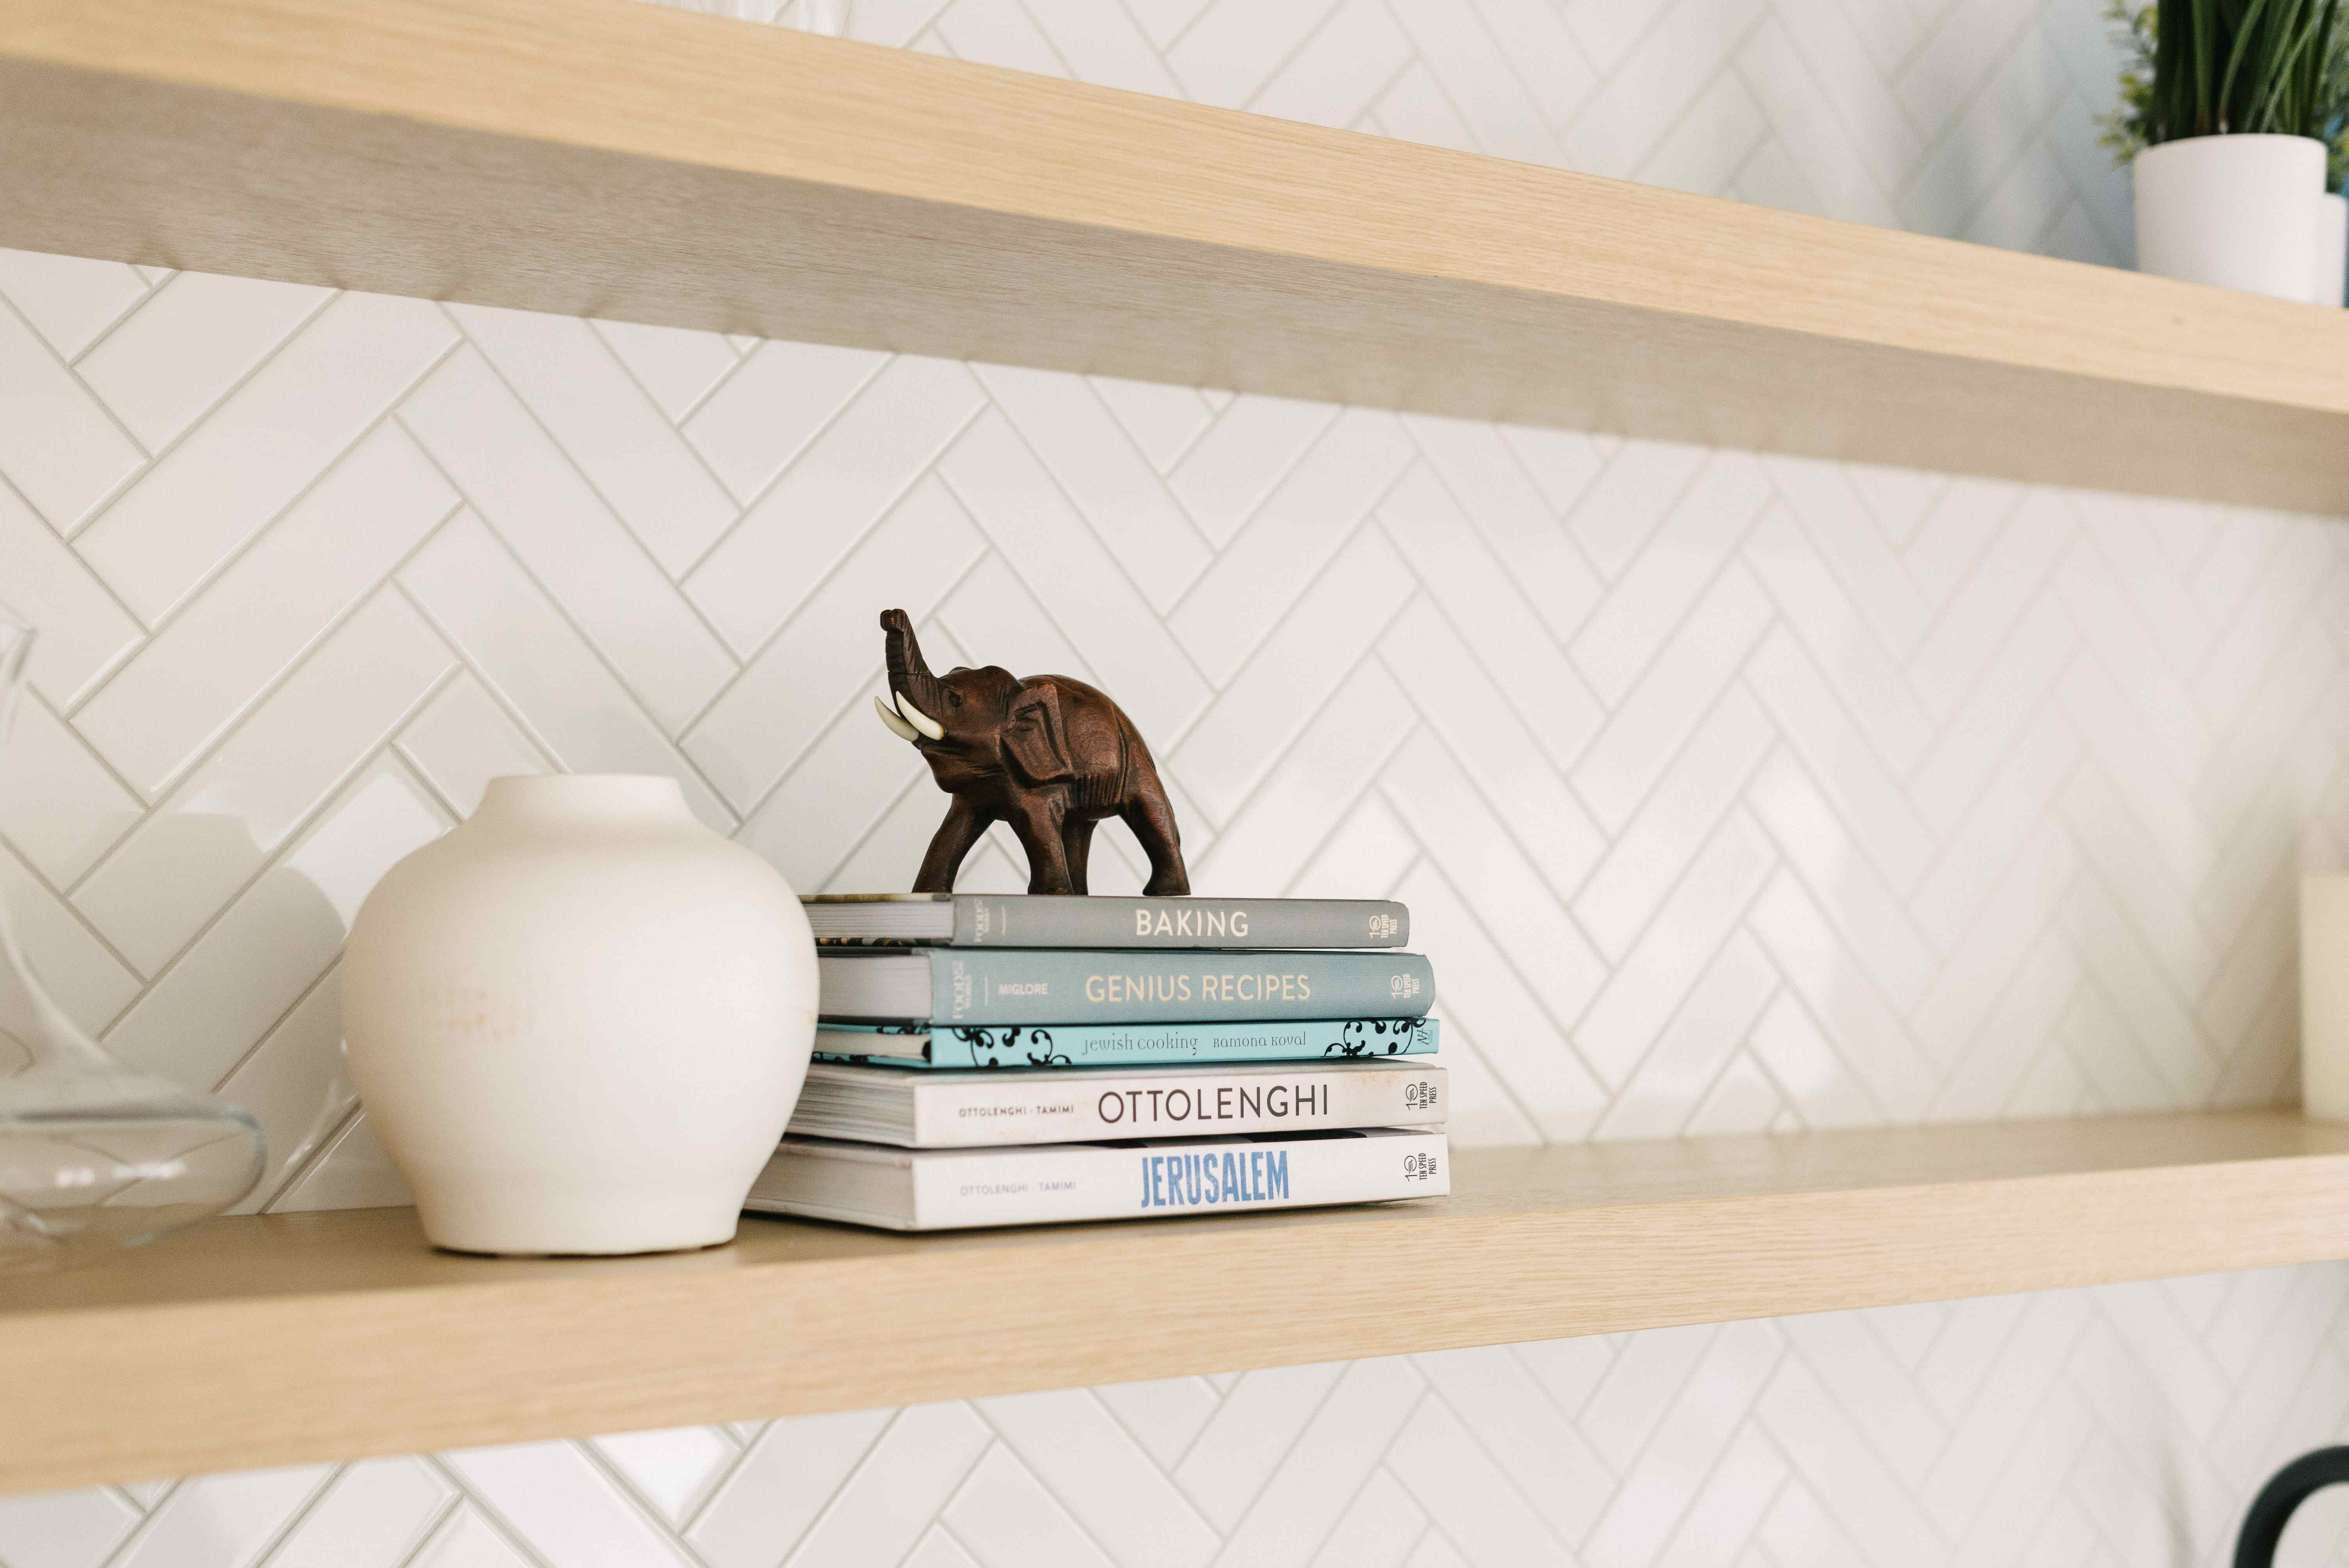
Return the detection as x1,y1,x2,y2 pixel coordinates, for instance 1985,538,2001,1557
801,894,1407,949
817,948,1435,1025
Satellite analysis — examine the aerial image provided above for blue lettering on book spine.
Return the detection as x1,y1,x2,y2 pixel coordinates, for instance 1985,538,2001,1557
1139,1148,1289,1209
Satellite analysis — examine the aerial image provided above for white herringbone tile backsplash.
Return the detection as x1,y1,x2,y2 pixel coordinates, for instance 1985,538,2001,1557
7,0,2349,1563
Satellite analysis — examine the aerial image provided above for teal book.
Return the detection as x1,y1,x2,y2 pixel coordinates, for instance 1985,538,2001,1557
816,948,1435,1025
814,1016,1439,1069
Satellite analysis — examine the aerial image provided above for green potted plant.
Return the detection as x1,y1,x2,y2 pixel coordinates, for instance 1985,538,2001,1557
2103,0,2341,301
2314,19,2348,302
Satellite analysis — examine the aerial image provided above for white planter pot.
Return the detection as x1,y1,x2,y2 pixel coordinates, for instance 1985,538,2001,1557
343,775,816,1254
2315,191,2348,307
2133,134,2326,301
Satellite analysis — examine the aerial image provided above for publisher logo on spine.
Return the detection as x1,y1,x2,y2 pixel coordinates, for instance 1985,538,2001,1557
1365,911,1400,941
1389,972,1423,1000
1402,1079,1439,1110
1402,1151,1440,1182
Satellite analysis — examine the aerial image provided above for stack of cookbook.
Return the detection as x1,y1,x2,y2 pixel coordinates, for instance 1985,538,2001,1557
746,893,1449,1230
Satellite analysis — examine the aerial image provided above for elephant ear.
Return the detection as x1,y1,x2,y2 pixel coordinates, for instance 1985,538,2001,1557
1003,685,1075,784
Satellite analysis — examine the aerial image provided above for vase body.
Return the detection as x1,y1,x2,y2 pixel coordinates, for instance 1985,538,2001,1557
342,775,816,1254
2315,192,2348,307
2134,134,2327,301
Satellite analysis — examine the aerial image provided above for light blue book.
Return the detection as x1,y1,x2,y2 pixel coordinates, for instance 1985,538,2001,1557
815,1016,1439,1069
816,948,1435,1026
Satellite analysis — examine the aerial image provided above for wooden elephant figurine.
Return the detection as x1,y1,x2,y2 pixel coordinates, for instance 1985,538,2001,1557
874,608,1189,896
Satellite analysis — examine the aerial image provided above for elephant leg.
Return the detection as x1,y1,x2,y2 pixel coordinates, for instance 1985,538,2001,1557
913,797,993,893
1009,797,1075,894
1121,792,1189,896
1061,816,1097,896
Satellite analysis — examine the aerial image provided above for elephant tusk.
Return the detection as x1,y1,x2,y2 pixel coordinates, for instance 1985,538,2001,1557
894,690,946,741
874,696,921,743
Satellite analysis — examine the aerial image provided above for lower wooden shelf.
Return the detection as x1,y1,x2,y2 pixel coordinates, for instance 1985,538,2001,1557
5,1108,2346,1494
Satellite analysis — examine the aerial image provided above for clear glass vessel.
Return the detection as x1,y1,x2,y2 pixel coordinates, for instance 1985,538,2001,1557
0,606,264,1269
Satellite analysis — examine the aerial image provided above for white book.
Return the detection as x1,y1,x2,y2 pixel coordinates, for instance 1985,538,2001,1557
747,1127,1449,1231
786,1058,1445,1147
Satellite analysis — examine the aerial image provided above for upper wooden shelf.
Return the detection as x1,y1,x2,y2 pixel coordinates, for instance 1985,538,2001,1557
5,1109,2348,1494
5,0,2349,512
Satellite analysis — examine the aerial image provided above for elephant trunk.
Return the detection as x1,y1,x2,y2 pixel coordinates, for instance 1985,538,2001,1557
880,609,947,737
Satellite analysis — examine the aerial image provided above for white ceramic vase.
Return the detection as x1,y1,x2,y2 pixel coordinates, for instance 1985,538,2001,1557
2305,875,2349,1123
343,775,816,1255
2134,134,2327,301
2315,191,2348,307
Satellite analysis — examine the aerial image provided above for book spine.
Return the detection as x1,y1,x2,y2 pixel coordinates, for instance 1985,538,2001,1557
954,897,1408,948
815,1016,1439,1069
898,1064,1445,1147
929,949,1435,1025
911,1131,1449,1228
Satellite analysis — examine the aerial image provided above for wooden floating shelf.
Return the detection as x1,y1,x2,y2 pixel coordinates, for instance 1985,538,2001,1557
6,1109,2349,1494
5,0,2349,512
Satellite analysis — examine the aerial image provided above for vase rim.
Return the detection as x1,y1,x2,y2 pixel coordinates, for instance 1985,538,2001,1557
476,773,693,821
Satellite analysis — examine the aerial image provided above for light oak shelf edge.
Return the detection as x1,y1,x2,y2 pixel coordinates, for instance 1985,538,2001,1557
5,0,2349,511
4,1109,2347,1495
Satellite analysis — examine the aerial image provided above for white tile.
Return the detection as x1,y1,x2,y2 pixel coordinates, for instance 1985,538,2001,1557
592,317,741,422
219,967,356,1214
1021,0,1182,94
1411,1347,1608,1546
1164,0,1336,107
0,842,139,1035
0,1484,140,1568
267,1110,412,1212
1576,809,1775,1087
1214,1359,1424,1566
100,756,447,1090
265,1457,451,1568
396,677,555,819
781,1404,989,1568
683,339,888,508
1755,1359,1944,1565
74,592,453,974
1164,394,1339,546
0,248,149,360
0,297,143,529
397,347,734,731
1570,565,1773,832
683,474,983,811
1380,466,1605,776
1169,409,1412,684
1174,1362,1344,1531
76,272,332,452
1248,0,1415,130
1307,1477,1427,1568
0,481,142,708
1091,1377,1221,1472
973,364,1211,611
442,1441,696,1568
1173,527,1415,824
589,1428,737,1527
975,1388,1217,1568
1583,1320,1782,1568
407,1507,534,1568
113,1465,332,1568
399,514,732,828
1595,930,1779,1140
1086,376,1214,473
75,291,454,621
939,1446,1113,1568
1385,1396,1571,1566
686,355,983,656
937,410,1210,740
0,691,140,886
1574,686,1774,960
72,422,455,797
444,304,739,577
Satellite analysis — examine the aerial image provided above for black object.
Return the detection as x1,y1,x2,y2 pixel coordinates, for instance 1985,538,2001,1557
2237,1446,2349,1566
